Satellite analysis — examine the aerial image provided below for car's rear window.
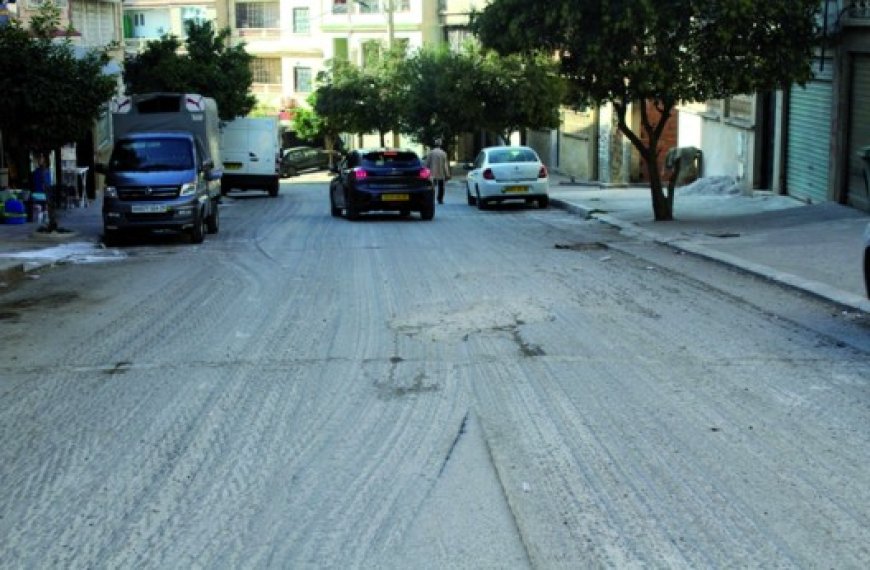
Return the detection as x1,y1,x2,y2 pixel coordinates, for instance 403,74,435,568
360,150,420,167
488,149,539,164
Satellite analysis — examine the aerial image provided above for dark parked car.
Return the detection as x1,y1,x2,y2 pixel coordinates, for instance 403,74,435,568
280,146,337,177
864,222,869,298
329,149,435,221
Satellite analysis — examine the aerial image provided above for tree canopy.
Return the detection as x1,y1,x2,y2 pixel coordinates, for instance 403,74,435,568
123,21,255,121
0,3,118,156
306,45,564,151
473,0,820,220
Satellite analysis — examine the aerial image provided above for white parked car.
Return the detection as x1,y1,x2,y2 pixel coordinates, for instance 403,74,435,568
465,145,549,209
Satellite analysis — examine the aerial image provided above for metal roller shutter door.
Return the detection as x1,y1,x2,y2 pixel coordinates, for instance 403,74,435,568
787,81,832,204
847,56,870,211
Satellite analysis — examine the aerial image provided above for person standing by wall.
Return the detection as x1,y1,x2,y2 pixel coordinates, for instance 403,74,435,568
31,153,52,227
425,139,450,205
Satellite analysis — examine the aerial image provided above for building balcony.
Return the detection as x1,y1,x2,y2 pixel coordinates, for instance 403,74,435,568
846,1,870,22
235,27,283,40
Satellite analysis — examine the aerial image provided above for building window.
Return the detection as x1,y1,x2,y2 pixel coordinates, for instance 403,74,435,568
293,7,309,33
236,1,280,29
251,58,281,84
333,38,349,61
359,0,380,14
333,0,347,14
181,7,208,28
362,40,381,69
396,0,410,11
294,67,312,93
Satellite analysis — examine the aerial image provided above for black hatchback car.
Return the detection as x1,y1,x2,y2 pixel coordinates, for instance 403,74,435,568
280,146,337,177
329,149,435,220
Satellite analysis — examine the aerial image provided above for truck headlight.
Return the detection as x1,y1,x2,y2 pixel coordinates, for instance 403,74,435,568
179,182,197,197
104,186,118,198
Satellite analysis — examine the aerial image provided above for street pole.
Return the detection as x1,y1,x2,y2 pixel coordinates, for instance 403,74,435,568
386,0,394,49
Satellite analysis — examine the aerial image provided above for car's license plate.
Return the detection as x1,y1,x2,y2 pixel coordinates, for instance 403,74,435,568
132,204,168,214
224,162,242,170
504,186,528,193
382,193,409,201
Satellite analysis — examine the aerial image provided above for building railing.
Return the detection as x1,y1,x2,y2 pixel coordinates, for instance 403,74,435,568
849,0,870,19
236,28,282,40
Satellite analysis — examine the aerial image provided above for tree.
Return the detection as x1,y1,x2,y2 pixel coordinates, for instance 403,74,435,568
312,59,371,144
473,0,820,221
123,20,255,121
395,46,482,150
0,2,118,230
474,49,564,144
294,93,342,166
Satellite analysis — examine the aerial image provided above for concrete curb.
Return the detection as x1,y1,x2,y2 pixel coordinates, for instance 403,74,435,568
550,197,870,315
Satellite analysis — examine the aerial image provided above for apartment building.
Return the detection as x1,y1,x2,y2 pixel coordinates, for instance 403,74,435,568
121,0,441,120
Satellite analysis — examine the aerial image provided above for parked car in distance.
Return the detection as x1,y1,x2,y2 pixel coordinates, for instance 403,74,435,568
465,145,549,209
329,149,435,221
864,222,869,298
280,146,337,177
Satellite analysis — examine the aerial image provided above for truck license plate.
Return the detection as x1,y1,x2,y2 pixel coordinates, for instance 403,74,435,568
382,193,409,201
132,204,168,214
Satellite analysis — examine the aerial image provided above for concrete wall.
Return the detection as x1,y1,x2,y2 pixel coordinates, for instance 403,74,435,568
678,102,757,192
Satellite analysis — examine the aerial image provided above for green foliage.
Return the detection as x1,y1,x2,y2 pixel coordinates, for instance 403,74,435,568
123,21,256,120
292,97,323,143
474,0,818,111
391,47,478,148
473,0,820,220
0,2,118,155
475,50,565,142
310,44,564,150
313,60,370,138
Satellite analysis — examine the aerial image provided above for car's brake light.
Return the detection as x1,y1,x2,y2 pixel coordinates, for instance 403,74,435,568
539,165,548,178
352,167,368,180
419,167,431,179
483,168,495,180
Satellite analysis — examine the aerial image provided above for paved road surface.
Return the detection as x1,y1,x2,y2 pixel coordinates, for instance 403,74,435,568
1,175,868,568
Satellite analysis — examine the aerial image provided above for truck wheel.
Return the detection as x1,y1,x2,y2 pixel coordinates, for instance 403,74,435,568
104,228,122,247
190,211,206,244
269,180,280,197
220,181,230,196
206,200,220,234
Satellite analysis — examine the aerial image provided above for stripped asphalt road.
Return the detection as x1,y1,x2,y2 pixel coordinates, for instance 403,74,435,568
1,175,868,568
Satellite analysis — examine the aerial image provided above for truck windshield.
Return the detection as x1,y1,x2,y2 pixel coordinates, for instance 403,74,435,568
110,139,194,171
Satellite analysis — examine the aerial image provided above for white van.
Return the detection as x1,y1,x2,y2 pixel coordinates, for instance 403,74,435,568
220,117,281,197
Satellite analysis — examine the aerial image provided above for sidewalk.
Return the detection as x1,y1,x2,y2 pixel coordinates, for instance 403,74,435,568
0,195,109,280
548,174,870,313
2,180,869,314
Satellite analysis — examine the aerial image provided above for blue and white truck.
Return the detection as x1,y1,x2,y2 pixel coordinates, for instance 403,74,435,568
98,92,223,245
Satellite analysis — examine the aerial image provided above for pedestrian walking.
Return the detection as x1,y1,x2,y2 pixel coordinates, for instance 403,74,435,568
425,139,450,205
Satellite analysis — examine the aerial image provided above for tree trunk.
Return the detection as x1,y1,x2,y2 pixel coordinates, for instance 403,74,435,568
646,150,673,221
613,99,676,222
45,194,59,232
